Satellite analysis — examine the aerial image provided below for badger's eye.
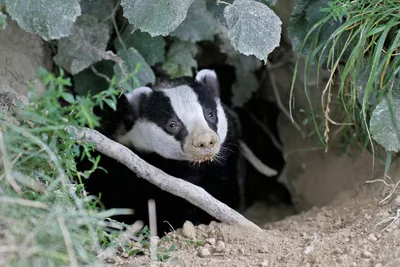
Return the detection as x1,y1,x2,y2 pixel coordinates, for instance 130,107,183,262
166,119,181,134
169,122,177,128
208,111,214,118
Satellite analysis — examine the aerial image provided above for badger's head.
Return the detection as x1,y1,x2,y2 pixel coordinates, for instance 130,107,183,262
117,69,228,163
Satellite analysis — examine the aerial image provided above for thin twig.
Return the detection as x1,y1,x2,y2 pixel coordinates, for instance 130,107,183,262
90,66,111,84
0,129,23,196
148,199,158,262
0,196,48,209
111,0,127,51
266,61,303,134
245,108,283,152
68,126,263,232
57,208,78,267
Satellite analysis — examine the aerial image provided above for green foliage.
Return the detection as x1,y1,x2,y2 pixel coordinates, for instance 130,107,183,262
114,26,166,66
120,0,195,37
289,0,400,154
0,68,131,266
162,40,198,78
73,60,115,96
53,14,111,75
0,0,283,106
0,11,6,29
224,0,282,63
5,0,81,41
114,47,156,88
170,0,218,43
370,94,400,152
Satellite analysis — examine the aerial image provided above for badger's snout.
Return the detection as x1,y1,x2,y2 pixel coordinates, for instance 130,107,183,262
192,133,217,149
186,130,220,162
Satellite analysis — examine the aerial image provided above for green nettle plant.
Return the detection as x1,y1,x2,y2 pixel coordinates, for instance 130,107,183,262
289,0,400,169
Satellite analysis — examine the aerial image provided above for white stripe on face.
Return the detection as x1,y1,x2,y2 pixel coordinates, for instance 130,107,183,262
216,99,228,144
163,85,211,134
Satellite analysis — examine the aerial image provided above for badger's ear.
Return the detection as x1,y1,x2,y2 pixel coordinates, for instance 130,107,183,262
124,86,153,117
195,69,220,97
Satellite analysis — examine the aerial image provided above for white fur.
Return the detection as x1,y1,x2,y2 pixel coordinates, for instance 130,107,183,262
118,84,229,162
195,69,217,82
163,85,211,134
125,87,152,106
239,140,278,177
119,121,186,160
216,99,228,145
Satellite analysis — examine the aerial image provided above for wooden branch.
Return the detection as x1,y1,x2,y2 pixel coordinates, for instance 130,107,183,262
68,126,262,232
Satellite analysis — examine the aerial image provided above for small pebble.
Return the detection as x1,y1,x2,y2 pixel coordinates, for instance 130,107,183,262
198,248,211,258
206,238,216,245
395,196,400,207
181,221,196,239
239,247,246,254
260,260,269,267
258,246,268,253
368,233,378,243
362,250,372,258
213,240,226,253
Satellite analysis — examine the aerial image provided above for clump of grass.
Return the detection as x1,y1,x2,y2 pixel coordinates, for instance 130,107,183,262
290,0,400,159
0,68,131,266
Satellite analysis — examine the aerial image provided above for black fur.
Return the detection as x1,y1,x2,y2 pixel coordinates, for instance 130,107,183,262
78,78,242,236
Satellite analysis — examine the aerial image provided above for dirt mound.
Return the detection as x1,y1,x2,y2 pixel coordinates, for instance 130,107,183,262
109,165,400,267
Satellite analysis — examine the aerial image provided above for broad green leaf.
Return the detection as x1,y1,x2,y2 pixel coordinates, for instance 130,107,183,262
228,54,262,107
205,0,231,26
0,11,6,30
53,14,111,75
73,60,115,96
171,0,218,43
5,0,81,41
114,25,166,66
370,94,400,152
223,0,282,63
114,47,156,88
80,0,116,29
120,0,195,36
162,40,197,78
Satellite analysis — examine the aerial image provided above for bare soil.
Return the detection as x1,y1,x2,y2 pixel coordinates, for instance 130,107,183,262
109,158,400,267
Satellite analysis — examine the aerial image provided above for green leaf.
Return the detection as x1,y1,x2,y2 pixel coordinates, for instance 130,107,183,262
228,54,262,107
114,47,156,88
223,0,282,63
73,60,115,96
370,94,400,152
114,25,166,66
0,11,6,30
162,40,197,78
53,14,111,75
104,98,117,111
5,0,81,41
61,92,75,104
171,0,218,43
120,0,195,36
205,0,231,26
80,0,116,29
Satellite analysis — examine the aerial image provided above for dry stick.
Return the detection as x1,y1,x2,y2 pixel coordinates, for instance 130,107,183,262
0,130,23,196
68,126,262,232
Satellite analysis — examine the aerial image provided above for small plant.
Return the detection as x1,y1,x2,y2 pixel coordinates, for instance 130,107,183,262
289,0,400,168
0,68,132,266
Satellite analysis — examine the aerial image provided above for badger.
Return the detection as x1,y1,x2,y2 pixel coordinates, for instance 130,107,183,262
79,69,277,236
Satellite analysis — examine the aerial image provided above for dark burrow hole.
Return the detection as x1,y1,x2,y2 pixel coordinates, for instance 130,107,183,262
78,41,294,239
199,63,292,214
